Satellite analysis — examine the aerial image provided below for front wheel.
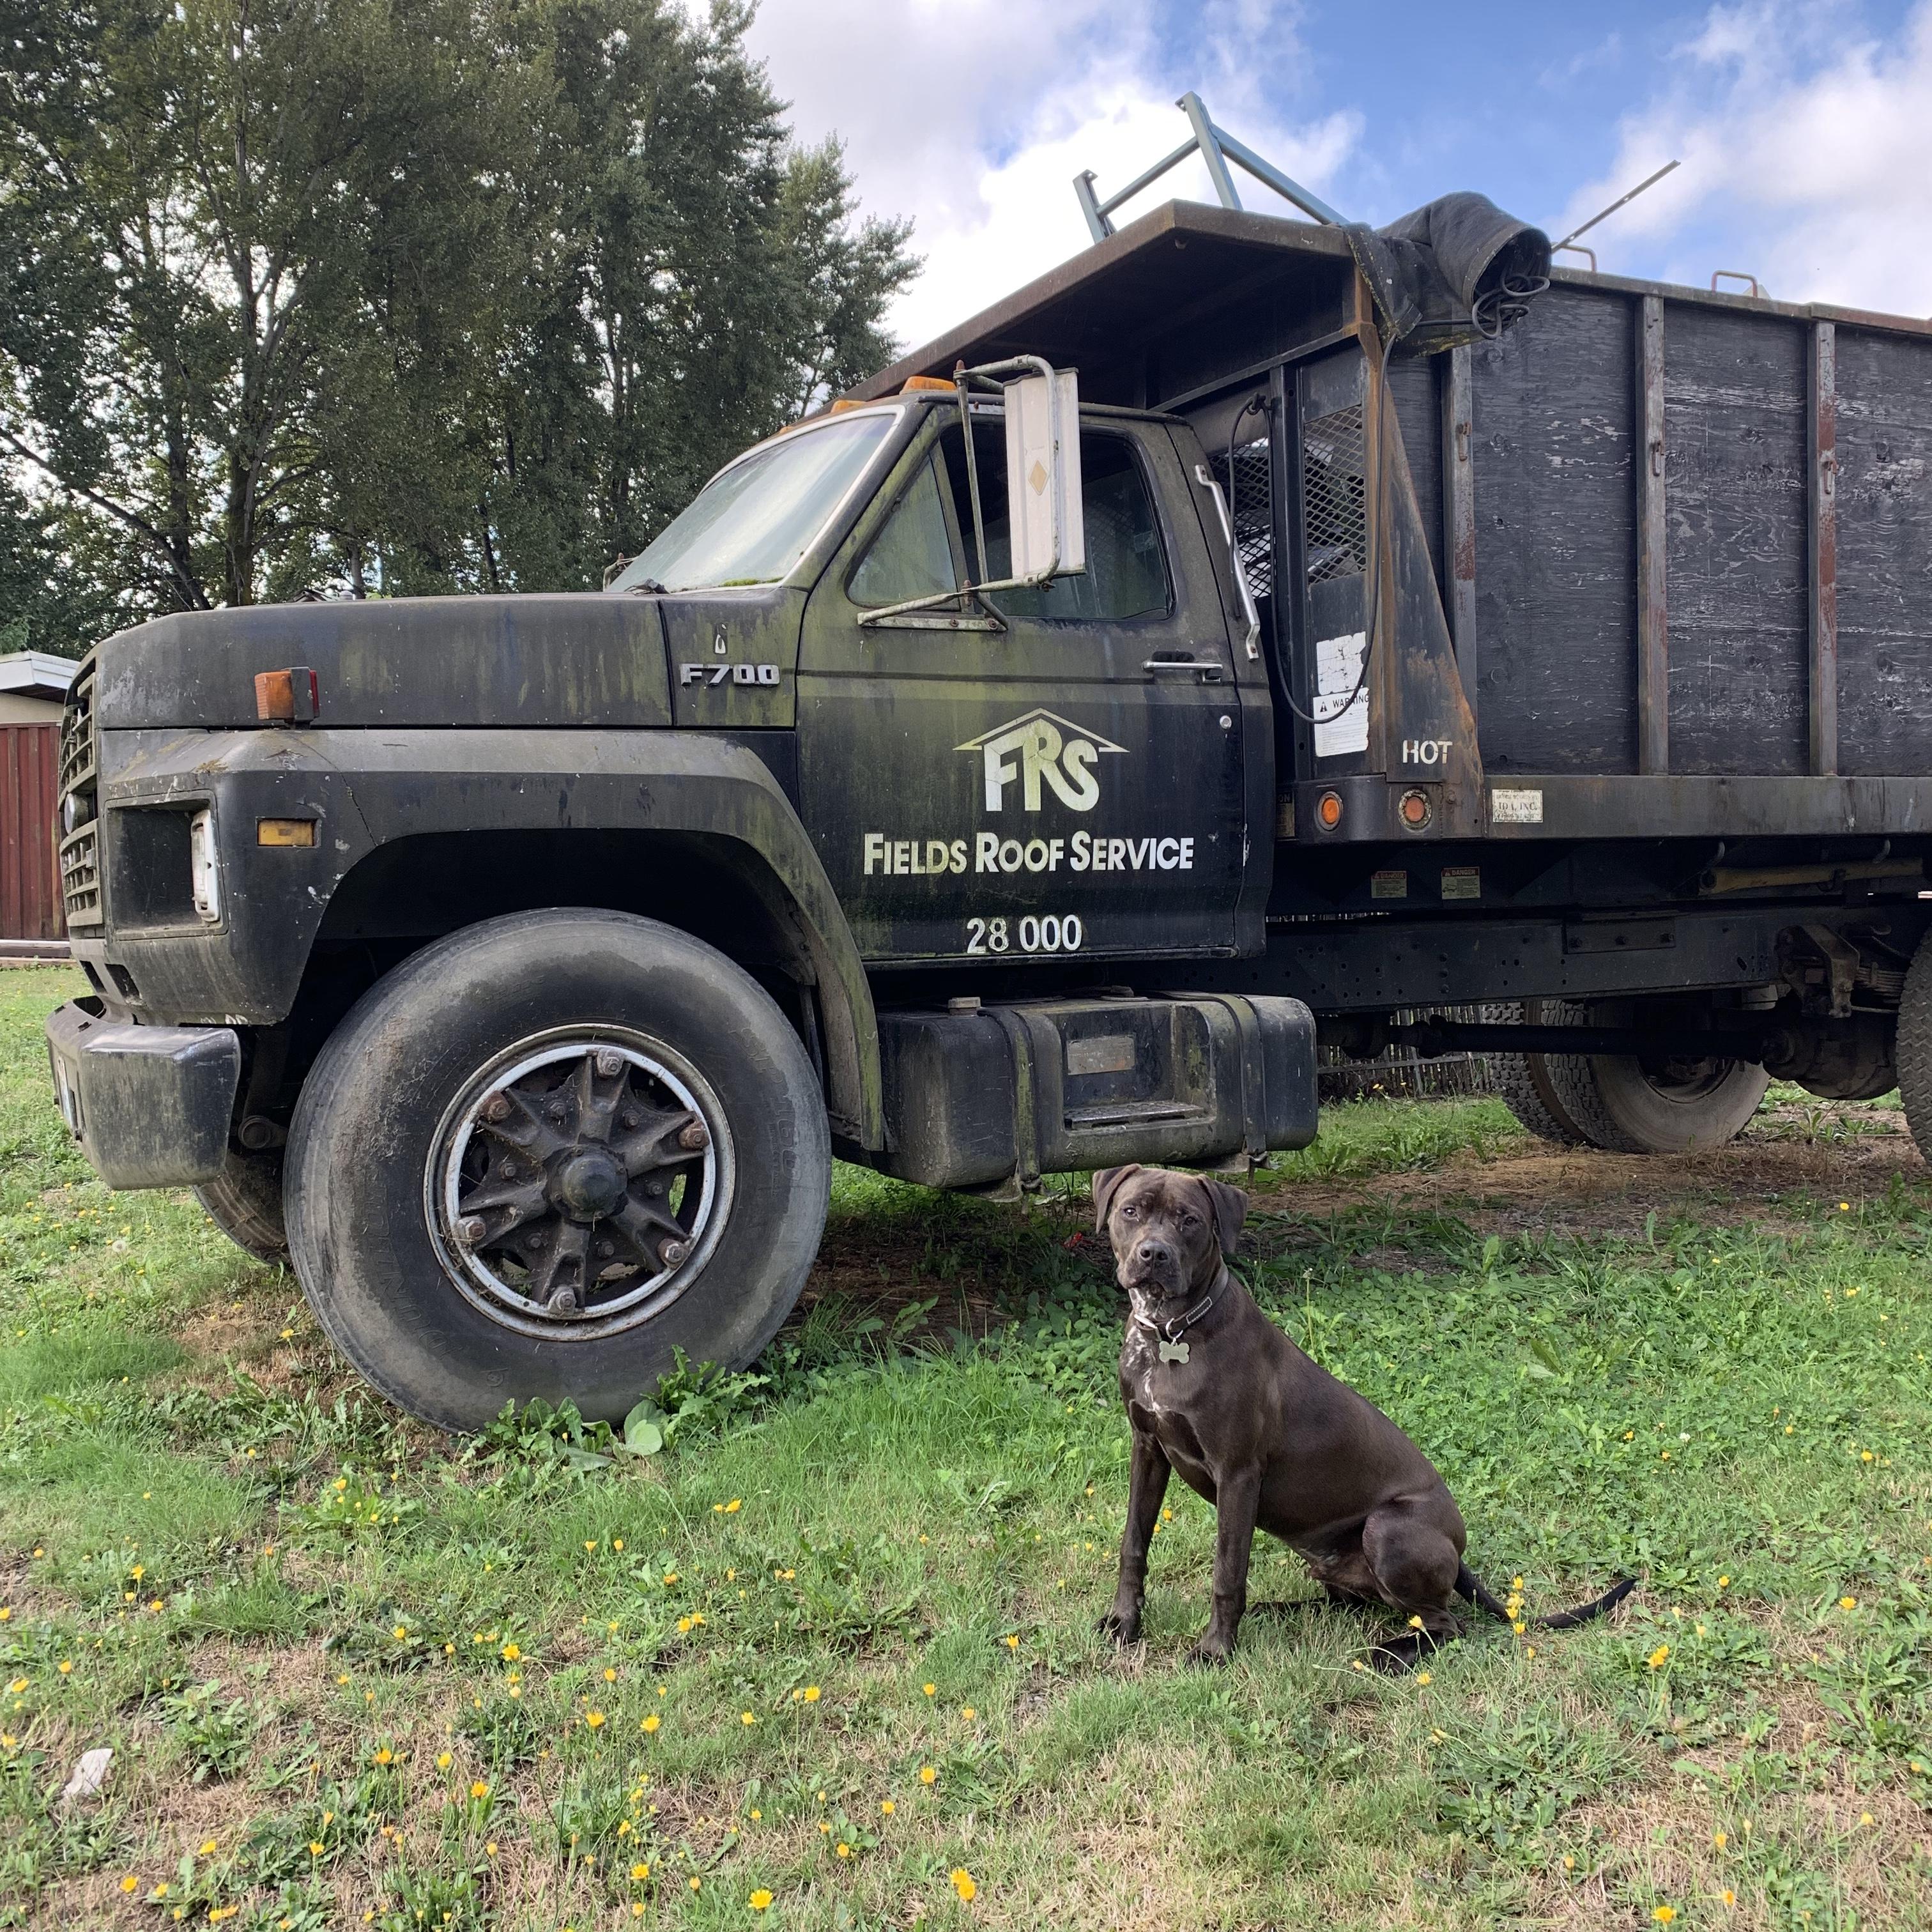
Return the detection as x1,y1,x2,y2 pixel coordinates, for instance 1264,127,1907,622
195,1147,289,1263
284,910,830,1431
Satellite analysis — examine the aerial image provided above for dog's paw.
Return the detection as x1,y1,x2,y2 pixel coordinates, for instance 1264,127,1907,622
1367,1636,1427,1675
1183,1636,1232,1669
1096,1609,1142,1646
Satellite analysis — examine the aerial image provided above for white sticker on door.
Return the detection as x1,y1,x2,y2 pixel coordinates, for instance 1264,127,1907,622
1313,631,1368,758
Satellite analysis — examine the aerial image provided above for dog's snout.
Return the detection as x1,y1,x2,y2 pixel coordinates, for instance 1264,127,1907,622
1134,1236,1174,1268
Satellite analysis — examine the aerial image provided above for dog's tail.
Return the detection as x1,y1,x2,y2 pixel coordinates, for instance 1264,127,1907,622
1455,1565,1636,1630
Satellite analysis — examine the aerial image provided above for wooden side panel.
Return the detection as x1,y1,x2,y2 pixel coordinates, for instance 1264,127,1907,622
1441,345,1477,717
1,724,64,941
1470,284,1638,773
1663,303,1809,776
1384,352,1443,596
1636,296,1668,772
1835,327,1932,774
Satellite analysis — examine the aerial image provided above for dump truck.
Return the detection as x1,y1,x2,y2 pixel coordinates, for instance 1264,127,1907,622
42,188,1932,1428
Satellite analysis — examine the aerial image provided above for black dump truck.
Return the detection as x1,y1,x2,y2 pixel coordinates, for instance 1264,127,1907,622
42,191,1932,1428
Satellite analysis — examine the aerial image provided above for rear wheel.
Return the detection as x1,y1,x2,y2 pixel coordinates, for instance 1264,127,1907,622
1538,1000,1769,1154
285,909,830,1432
1895,935,1932,1161
194,1149,288,1264
1487,1000,1588,1146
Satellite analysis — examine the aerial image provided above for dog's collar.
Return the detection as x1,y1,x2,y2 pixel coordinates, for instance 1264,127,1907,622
1132,1289,1216,1347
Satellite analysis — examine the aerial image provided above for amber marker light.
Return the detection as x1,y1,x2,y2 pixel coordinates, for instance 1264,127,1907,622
255,667,319,724
899,374,954,393
1399,788,1434,830
1315,791,1344,831
257,819,318,848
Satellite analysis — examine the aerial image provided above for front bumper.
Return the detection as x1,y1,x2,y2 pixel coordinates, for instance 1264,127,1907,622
45,1000,241,1190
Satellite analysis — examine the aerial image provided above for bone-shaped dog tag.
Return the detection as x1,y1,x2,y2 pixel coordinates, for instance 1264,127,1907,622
1158,1339,1189,1365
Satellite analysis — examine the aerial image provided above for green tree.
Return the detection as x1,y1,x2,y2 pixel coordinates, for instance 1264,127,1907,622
0,0,917,617
484,0,917,588
0,0,533,611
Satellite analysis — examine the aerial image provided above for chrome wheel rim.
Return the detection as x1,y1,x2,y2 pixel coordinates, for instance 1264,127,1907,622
425,1026,735,1341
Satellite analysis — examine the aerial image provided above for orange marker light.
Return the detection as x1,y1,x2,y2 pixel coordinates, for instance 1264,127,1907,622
1399,788,1433,829
255,668,319,724
1315,791,1344,831
900,375,954,393
257,819,318,848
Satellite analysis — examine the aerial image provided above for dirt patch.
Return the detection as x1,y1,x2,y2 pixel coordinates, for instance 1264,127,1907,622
1251,1116,1927,1248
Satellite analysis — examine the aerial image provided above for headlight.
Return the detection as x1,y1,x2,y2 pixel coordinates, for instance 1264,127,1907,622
188,809,221,922
61,789,91,835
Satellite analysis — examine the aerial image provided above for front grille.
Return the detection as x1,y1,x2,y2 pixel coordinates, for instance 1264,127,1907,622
60,823,102,928
57,658,102,928
58,660,96,795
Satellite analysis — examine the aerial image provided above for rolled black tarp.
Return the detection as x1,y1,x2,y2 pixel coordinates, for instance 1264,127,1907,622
1345,192,1552,351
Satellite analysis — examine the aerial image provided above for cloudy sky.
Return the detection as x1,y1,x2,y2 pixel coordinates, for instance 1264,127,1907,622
744,0,1932,354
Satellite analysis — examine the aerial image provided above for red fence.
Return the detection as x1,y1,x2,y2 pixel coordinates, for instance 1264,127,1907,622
1,724,64,941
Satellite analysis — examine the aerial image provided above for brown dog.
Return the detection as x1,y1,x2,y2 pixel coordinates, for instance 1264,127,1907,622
1093,1163,1634,1669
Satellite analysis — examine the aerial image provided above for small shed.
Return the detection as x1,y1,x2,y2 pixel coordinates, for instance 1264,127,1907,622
1,652,77,942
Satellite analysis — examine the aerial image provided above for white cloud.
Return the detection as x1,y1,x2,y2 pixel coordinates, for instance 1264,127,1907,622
746,0,1362,350
1557,1,1932,316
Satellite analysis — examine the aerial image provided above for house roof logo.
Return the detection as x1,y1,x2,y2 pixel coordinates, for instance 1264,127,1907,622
955,709,1126,813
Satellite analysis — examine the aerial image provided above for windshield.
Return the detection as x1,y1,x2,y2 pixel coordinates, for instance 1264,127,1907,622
610,411,898,594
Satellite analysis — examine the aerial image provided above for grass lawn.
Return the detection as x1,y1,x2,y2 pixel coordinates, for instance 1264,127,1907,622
3,963,1930,1929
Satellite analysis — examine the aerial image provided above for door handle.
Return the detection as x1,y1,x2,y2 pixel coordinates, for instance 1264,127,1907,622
1143,657,1224,682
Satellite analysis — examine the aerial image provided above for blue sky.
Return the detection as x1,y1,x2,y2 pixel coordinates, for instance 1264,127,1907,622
747,0,1932,348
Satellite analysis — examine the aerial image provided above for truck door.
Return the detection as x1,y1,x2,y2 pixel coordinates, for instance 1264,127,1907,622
796,405,1248,965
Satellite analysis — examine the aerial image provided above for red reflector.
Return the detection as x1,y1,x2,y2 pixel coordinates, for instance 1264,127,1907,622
256,667,319,724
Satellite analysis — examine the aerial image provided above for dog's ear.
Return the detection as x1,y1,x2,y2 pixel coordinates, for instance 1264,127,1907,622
1091,1165,1142,1234
1197,1176,1248,1258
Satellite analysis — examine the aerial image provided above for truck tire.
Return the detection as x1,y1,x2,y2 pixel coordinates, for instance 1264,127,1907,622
194,1149,289,1264
1896,936,1932,1161
1537,1000,1769,1154
1487,1000,1588,1146
284,909,830,1432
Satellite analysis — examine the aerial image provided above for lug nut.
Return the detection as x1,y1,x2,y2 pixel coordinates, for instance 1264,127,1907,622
620,1110,640,1129
547,1285,580,1314
498,1160,518,1179
480,1092,511,1123
595,1240,613,1259
677,1121,709,1152
658,1239,690,1269
457,1216,486,1245
594,1050,625,1078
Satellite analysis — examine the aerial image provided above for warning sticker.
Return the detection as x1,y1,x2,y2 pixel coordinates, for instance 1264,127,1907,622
1312,631,1368,759
1370,870,1408,900
1440,866,1480,901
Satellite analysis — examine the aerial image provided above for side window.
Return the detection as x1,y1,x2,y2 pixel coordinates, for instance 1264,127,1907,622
938,424,1170,622
848,456,958,607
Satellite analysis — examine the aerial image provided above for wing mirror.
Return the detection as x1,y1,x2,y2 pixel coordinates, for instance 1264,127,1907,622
857,355,1085,629
999,362,1084,585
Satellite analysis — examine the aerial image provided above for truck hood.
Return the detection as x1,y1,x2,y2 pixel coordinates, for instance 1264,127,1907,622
90,588,799,731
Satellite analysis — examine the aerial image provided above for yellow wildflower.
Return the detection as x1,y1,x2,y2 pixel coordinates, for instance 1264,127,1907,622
641,1713,661,1733
951,1868,977,1902
749,1891,772,1912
